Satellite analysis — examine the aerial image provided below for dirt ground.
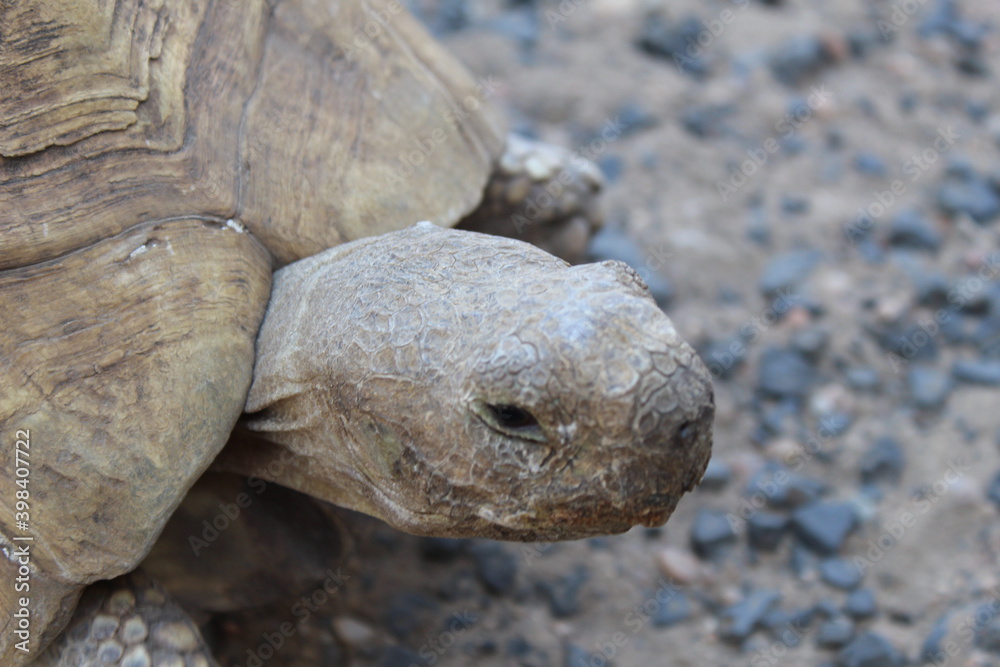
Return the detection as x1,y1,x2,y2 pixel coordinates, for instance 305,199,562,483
206,1,1000,666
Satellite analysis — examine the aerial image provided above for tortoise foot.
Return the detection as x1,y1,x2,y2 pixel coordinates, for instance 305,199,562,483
41,571,216,667
458,133,604,263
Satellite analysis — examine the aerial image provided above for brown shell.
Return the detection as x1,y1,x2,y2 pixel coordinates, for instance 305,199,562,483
0,0,504,660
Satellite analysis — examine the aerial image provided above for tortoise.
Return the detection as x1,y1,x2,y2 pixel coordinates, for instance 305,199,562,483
0,0,714,664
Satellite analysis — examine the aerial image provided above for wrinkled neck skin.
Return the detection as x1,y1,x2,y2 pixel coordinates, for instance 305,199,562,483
219,222,714,542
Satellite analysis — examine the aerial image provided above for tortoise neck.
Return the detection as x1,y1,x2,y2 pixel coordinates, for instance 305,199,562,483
211,427,382,518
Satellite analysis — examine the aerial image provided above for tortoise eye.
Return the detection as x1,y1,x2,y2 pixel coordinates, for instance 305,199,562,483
476,402,547,442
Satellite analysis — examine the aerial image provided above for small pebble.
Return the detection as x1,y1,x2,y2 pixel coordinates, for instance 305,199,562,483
536,566,589,619
952,359,1000,385
698,337,748,380
790,325,830,362
699,458,732,492
853,153,888,176
789,543,819,577
383,592,440,640
887,209,942,251
333,616,377,648
908,365,954,410
690,508,738,560
922,611,953,663
791,501,858,555
747,464,827,508
820,557,864,590
877,322,940,363
565,643,604,667
597,155,624,183
761,606,815,644
376,645,424,667
719,590,782,644
759,250,823,297
781,194,810,214
681,104,735,138
913,272,951,308
468,542,519,595
845,367,880,392
635,13,709,78
652,591,692,628
976,614,1000,653
937,171,1000,224
859,437,905,486
615,101,659,136
837,631,904,667
844,589,878,620
987,470,1000,509
758,348,817,399
656,546,704,585
769,35,833,86
747,511,789,552
506,636,540,661
817,616,856,649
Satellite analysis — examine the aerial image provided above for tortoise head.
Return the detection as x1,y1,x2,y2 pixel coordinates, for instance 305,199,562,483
240,222,713,541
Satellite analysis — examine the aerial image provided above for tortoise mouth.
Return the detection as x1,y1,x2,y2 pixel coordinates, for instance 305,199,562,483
464,492,682,542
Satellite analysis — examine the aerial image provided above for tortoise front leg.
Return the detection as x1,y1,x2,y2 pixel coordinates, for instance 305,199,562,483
458,133,605,263
38,571,216,667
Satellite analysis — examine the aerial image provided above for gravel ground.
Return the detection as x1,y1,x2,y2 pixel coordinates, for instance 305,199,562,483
205,1,1000,665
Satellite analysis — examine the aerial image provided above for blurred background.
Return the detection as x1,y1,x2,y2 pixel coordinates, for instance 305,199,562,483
217,1,1000,665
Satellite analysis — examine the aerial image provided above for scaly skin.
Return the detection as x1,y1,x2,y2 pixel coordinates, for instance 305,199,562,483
459,134,605,264
222,222,714,542
37,571,216,667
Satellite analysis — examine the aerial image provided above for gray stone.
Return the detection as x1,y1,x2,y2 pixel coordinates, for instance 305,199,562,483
908,365,953,410
758,348,816,399
791,501,858,555
820,557,864,590
817,615,856,649
690,508,738,560
859,437,905,486
720,590,781,644
837,632,904,667
952,359,1000,385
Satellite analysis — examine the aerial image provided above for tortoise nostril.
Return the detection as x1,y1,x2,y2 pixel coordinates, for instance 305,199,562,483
678,421,694,440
